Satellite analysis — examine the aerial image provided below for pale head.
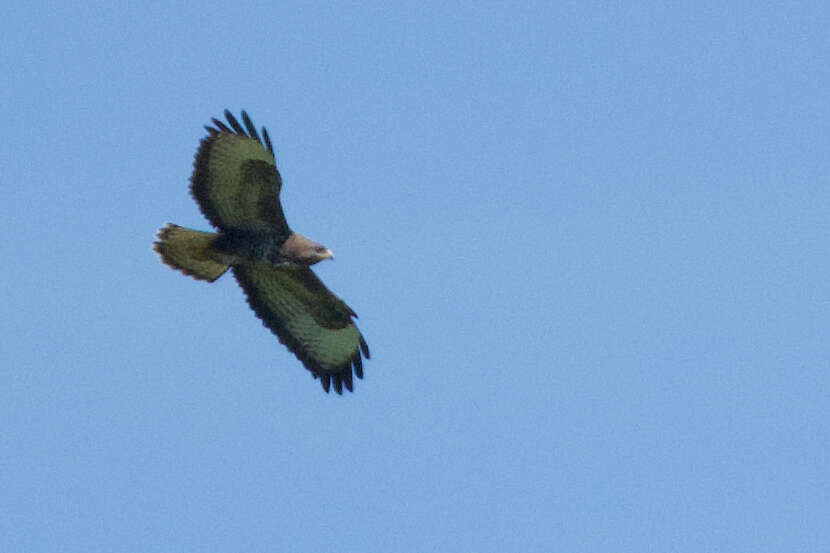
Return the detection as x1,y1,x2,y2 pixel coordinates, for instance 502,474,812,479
281,233,333,265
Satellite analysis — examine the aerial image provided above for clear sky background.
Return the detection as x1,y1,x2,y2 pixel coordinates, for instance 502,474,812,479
2,2,828,551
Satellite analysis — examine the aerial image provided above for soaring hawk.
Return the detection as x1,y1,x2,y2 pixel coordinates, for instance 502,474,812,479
154,110,369,394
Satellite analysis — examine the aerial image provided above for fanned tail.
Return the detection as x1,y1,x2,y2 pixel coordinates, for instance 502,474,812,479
153,224,231,282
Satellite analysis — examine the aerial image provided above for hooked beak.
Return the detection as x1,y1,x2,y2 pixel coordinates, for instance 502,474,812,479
320,249,334,260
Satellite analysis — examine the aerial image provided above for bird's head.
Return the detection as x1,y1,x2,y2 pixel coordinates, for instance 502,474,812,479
281,233,334,265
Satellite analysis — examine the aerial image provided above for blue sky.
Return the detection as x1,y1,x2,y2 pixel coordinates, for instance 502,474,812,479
2,2,829,551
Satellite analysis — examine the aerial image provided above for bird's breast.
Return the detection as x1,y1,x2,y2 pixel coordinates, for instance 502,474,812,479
213,229,289,265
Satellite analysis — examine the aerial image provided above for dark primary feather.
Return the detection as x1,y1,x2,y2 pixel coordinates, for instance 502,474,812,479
262,128,274,156
241,111,261,142
224,110,247,135
211,118,232,134
353,351,364,379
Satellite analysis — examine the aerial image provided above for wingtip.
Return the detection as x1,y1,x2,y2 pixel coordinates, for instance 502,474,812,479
313,366,355,395
209,110,270,152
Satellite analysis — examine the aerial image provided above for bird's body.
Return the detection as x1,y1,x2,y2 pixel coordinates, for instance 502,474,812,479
212,229,323,266
154,110,369,394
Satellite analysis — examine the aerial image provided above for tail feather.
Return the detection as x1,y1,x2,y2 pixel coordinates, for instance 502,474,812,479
153,224,230,282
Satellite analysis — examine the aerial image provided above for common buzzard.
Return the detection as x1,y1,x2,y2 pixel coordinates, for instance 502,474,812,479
154,110,369,394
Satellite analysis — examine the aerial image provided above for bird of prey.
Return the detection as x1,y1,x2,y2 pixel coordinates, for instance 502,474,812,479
153,110,369,394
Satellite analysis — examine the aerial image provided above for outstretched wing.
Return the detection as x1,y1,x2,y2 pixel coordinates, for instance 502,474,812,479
233,262,370,394
191,110,289,234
